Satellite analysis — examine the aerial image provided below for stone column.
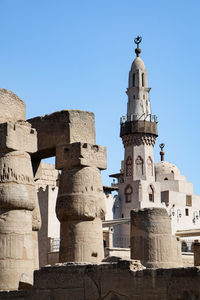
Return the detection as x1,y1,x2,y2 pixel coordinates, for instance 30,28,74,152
193,240,200,266
0,90,37,290
56,142,107,263
130,207,183,268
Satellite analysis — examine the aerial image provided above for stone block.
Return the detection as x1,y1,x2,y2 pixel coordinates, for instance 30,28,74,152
34,265,84,289
0,89,26,123
0,122,37,153
56,142,107,170
18,273,33,290
28,110,95,159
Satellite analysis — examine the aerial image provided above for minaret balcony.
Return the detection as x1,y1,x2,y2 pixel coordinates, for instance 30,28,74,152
120,114,158,137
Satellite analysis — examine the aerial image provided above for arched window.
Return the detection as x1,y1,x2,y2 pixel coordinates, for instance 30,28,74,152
132,73,135,87
148,185,154,202
125,184,132,203
135,156,143,177
142,73,145,87
164,177,168,181
126,156,132,177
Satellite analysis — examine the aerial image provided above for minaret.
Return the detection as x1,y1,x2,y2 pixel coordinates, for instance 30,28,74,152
120,36,158,203
113,37,159,247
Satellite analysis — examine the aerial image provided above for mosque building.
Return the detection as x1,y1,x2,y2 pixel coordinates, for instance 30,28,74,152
111,37,200,250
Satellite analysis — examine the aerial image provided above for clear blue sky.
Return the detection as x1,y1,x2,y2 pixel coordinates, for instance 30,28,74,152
0,0,200,193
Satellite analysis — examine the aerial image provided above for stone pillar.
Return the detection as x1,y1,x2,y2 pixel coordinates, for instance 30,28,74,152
56,142,107,263
130,207,182,268
0,90,37,290
193,240,200,266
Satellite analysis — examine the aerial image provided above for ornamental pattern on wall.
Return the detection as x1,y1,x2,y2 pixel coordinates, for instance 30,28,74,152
126,156,132,177
122,134,156,147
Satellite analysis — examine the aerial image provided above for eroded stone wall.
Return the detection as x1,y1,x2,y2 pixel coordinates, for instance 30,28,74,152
0,261,199,300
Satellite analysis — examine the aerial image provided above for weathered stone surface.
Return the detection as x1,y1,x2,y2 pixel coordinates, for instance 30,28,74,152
0,262,199,299
0,210,34,291
0,89,26,123
56,142,107,170
29,110,95,159
0,90,38,290
130,207,183,268
0,121,37,153
0,151,36,210
56,167,105,221
59,219,104,263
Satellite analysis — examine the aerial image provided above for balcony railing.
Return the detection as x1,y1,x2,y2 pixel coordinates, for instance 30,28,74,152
120,114,158,124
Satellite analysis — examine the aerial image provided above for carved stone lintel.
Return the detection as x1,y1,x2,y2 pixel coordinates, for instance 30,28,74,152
122,134,157,147
56,142,107,170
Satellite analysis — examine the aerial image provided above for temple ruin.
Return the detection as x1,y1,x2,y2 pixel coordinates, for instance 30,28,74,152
0,36,200,299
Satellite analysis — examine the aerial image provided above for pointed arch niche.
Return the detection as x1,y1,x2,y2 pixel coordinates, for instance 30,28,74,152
126,156,132,177
148,185,154,202
125,184,133,203
147,156,153,176
135,156,143,177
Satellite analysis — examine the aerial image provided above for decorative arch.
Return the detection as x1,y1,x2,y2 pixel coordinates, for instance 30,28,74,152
148,184,154,202
126,156,132,177
135,156,143,177
125,184,133,203
147,156,153,176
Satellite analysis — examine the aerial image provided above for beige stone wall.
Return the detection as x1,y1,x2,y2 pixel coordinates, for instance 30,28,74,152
0,261,200,299
35,163,60,267
0,89,26,123
36,163,59,189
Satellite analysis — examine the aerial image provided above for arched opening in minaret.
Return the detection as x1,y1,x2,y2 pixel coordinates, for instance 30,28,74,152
125,184,132,203
148,185,154,202
132,73,135,87
135,156,143,177
147,156,153,176
142,73,145,87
